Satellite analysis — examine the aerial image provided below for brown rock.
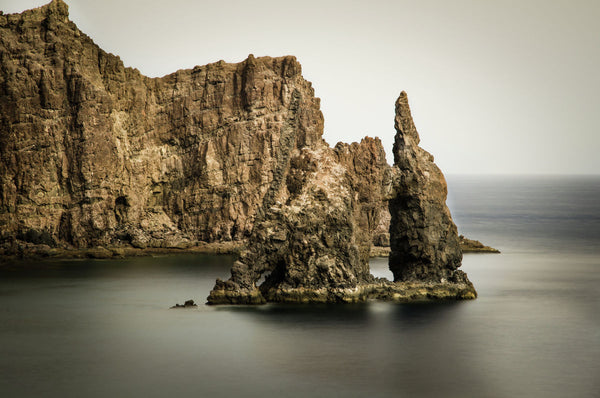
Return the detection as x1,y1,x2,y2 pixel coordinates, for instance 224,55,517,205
0,1,321,251
2,2,478,303
388,92,469,284
208,91,478,304
207,141,374,304
334,137,391,261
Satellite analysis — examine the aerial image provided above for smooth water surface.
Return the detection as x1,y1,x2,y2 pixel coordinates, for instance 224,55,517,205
1,176,599,398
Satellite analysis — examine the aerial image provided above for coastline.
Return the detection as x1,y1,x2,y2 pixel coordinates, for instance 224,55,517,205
458,235,501,253
0,241,244,263
1,237,499,263
369,237,501,258
1,239,499,263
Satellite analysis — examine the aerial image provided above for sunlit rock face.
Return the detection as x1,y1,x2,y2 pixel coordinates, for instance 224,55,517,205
0,1,325,250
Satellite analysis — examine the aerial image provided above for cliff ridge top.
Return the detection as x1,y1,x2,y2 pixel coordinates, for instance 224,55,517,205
2,0,69,17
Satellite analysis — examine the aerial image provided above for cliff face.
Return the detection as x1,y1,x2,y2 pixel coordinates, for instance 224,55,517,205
335,137,392,251
0,0,325,251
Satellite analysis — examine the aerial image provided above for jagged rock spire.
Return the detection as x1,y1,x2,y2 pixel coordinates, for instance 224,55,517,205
388,92,469,284
393,91,420,165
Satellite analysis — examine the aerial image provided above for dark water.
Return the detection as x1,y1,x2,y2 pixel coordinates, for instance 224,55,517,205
1,176,599,398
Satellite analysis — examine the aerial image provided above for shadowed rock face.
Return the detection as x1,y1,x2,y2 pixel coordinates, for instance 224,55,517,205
388,92,466,283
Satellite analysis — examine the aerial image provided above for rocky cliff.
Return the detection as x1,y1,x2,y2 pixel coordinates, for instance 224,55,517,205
1,1,476,302
0,0,331,254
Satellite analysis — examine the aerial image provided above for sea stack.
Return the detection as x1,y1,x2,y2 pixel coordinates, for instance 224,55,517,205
388,92,469,285
208,91,477,304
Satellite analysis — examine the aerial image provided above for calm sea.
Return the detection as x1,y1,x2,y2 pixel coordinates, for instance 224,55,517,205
1,176,598,398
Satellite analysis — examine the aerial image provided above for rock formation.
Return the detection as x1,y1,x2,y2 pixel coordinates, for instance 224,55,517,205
335,138,392,253
459,235,500,253
0,0,325,254
171,299,198,309
207,137,392,304
208,143,377,304
1,1,477,302
388,92,470,284
208,91,476,304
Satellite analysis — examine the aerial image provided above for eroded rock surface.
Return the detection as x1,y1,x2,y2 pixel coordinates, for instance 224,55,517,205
335,137,392,255
2,1,476,303
208,142,377,304
388,92,470,285
208,92,476,304
0,1,323,253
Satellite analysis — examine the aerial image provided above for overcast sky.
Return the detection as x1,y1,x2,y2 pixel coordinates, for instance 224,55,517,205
3,0,599,174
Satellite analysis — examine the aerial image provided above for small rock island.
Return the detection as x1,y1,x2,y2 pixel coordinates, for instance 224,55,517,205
207,92,476,304
1,0,480,303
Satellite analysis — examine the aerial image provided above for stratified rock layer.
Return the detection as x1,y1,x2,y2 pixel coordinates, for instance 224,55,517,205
388,92,468,284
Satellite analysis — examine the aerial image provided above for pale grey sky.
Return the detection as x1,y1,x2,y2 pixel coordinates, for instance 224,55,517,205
3,0,599,174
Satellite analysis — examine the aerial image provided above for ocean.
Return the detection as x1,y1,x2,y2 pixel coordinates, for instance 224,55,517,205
1,175,598,398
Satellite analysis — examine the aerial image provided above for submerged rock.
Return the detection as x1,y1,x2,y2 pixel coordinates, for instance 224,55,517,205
171,299,198,308
459,235,501,253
